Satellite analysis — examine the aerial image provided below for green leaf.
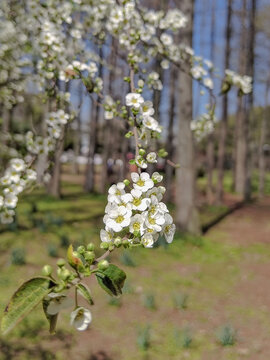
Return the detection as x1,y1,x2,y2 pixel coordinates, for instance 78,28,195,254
96,264,126,297
42,298,58,335
76,283,94,305
1,277,55,335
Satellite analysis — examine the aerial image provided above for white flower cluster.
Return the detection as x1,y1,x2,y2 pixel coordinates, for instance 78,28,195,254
146,71,163,91
60,60,99,84
0,4,28,108
125,93,161,148
101,172,176,248
0,158,37,224
225,70,252,94
26,109,70,156
191,112,216,141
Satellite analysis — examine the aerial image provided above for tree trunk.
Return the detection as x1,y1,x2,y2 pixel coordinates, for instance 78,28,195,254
206,0,216,205
234,0,248,196
72,82,83,175
206,134,215,204
216,0,233,204
258,79,269,198
48,126,65,198
244,0,257,201
100,38,117,193
164,65,176,203
84,100,97,192
175,0,200,235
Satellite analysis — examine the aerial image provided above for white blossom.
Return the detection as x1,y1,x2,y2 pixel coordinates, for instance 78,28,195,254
131,172,154,193
146,152,157,163
70,307,92,331
126,93,144,109
46,293,72,315
105,205,132,232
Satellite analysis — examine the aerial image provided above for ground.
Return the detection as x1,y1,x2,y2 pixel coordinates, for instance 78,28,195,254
0,185,269,360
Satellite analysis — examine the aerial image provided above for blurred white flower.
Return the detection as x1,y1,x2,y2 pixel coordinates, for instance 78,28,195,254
70,307,92,331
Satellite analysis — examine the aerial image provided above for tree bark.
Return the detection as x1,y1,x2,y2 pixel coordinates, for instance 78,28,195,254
244,0,257,201
258,79,269,198
234,0,248,196
84,100,97,192
48,126,65,198
164,65,176,203
100,38,117,193
72,82,83,175
216,0,233,204
175,0,200,235
206,0,216,205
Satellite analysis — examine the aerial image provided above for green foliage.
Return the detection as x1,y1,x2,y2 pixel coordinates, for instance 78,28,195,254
122,281,135,294
143,294,156,310
46,213,63,227
59,234,70,248
119,250,137,267
216,325,237,346
173,292,188,310
107,296,122,307
47,243,58,258
137,325,151,351
1,277,55,335
96,264,126,297
10,248,26,265
175,327,193,348
178,233,204,247
76,283,94,305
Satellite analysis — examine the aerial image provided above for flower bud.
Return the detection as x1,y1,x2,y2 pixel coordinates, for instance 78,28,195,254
57,268,71,281
98,260,109,271
122,239,130,248
84,251,95,264
86,243,95,251
125,131,133,139
100,242,109,250
57,258,66,267
42,265,52,277
114,237,122,247
139,148,146,156
123,179,130,186
138,79,144,88
77,245,85,254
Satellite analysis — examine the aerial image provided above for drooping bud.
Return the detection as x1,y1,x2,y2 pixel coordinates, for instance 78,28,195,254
42,265,53,277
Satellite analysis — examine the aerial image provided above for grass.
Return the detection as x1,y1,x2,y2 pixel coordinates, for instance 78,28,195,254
197,170,270,196
0,182,269,359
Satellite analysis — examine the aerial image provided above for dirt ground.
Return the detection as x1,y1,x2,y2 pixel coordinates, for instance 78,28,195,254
2,195,270,360
64,197,270,360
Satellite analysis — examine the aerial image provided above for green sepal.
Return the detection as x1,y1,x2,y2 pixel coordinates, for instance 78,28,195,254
67,245,84,272
76,283,94,305
1,277,55,335
42,298,58,334
95,264,126,297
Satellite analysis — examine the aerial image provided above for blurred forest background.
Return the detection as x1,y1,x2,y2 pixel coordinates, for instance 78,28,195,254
1,0,270,360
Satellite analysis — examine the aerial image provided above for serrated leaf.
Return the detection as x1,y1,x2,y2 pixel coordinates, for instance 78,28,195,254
76,283,94,305
42,298,58,334
96,264,126,297
1,277,54,335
